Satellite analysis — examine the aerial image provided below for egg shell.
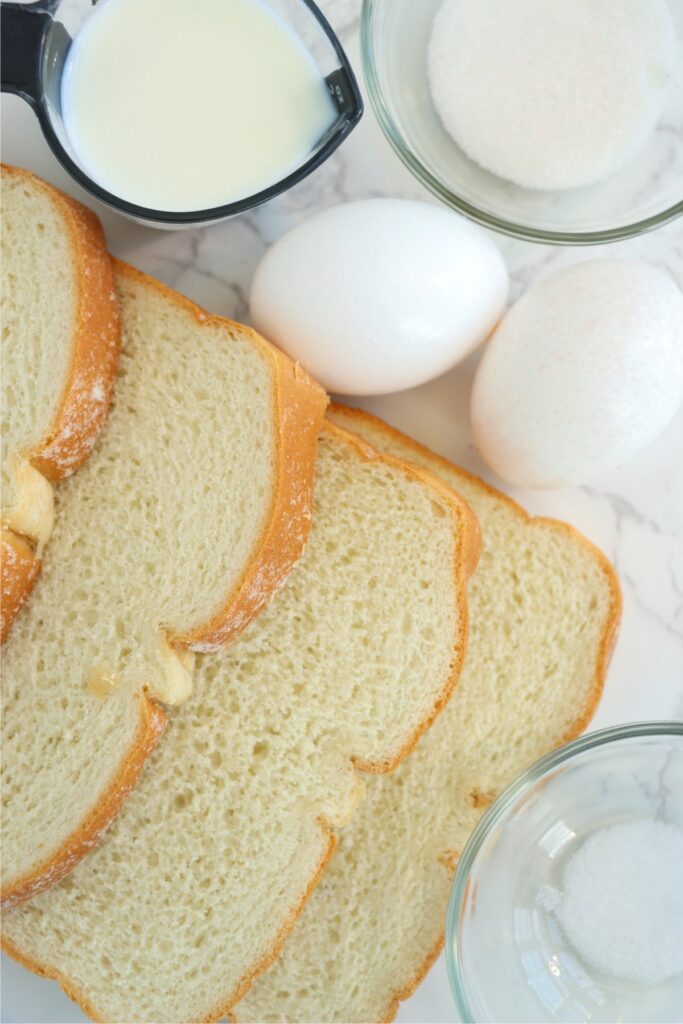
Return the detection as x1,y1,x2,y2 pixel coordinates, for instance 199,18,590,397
471,259,683,489
249,199,508,395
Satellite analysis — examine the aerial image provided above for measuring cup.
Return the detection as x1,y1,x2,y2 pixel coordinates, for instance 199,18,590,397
1,0,363,226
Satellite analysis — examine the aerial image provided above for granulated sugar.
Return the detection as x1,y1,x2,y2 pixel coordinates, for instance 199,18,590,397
540,820,683,986
428,0,677,191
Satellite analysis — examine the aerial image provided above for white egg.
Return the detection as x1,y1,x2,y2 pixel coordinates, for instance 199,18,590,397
471,260,683,489
249,199,508,395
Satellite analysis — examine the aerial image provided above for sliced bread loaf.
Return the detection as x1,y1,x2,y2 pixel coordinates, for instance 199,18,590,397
1,419,479,1024
0,261,327,907
234,405,622,1024
1,165,120,640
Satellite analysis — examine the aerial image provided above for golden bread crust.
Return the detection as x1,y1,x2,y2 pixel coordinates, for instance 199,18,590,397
0,694,167,909
329,404,622,1023
1,165,120,642
0,260,326,908
109,260,329,653
1,418,480,1022
0,528,40,643
204,419,478,1017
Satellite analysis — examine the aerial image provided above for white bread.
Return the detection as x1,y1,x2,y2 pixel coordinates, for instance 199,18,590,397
1,420,479,1023
234,406,622,1024
0,164,119,641
0,261,327,907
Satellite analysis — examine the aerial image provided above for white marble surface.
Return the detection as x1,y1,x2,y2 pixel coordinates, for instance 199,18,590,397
1,1,682,1020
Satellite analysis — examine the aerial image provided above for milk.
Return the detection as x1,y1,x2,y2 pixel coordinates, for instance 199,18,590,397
61,0,337,212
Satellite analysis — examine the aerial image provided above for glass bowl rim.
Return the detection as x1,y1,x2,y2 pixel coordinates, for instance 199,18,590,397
445,720,683,1022
360,0,683,246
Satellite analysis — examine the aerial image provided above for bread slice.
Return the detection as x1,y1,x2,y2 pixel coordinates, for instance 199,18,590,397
234,406,622,1024
1,419,479,1024
1,528,41,643
1,165,120,641
0,260,327,907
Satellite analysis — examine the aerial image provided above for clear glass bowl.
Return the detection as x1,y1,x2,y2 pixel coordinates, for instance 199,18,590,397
361,0,683,244
446,722,683,1022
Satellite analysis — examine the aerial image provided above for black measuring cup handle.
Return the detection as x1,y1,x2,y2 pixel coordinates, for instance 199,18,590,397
1,1,58,106
0,0,363,225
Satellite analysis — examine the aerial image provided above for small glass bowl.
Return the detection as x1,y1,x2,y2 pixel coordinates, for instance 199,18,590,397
361,0,683,244
446,722,683,1023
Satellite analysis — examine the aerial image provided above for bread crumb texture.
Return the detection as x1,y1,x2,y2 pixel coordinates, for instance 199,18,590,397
2,422,473,1023
1,262,324,905
1,164,119,637
233,406,620,1024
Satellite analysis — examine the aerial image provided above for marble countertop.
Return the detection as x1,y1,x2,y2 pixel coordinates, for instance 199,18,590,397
2,1,682,1020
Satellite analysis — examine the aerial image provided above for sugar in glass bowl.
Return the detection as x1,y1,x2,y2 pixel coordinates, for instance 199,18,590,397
361,0,683,244
445,723,683,1023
